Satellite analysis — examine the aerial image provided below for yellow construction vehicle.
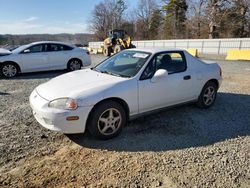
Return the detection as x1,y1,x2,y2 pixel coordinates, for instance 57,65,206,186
103,29,135,56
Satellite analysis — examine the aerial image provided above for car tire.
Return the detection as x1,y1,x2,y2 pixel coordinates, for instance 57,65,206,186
67,59,82,71
88,101,126,140
197,81,218,109
114,45,124,54
103,46,112,57
1,63,18,78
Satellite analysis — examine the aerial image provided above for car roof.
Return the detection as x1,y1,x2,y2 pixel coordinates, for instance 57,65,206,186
30,41,74,47
126,48,186,54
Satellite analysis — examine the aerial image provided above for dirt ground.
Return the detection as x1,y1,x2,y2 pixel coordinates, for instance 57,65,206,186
0,56,250,188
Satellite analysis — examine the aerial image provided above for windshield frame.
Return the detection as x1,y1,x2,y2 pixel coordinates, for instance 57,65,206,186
93,50,152,78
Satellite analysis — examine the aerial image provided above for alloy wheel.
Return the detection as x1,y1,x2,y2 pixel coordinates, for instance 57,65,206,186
69,60,81,71
2,64,17,77
203,86,215,106
97,108,122,136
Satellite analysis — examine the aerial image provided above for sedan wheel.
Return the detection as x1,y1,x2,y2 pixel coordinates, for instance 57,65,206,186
1,64,18,78
88,101,126,139
197,81,218,108
68,59,82,71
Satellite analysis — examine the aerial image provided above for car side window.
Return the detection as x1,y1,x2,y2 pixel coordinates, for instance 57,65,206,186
49,44,61,52
140,51,187,80
140,57,156,80
155,52,186,74
27,44,44,53
48,44,73,52
63,45,73,51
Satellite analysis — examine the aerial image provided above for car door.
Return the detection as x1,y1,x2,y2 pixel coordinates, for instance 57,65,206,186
20,44,50,72
138,51,196,113
47,44,71,70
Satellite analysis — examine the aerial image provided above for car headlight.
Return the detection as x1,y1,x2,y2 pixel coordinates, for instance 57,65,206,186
48,98,78,110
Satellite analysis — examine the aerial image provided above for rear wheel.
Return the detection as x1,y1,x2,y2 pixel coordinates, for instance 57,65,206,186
197,81,218,108
1,63,18,78
103,46,112,57
88,101,126,140
67,59,82,71
114,45,124,54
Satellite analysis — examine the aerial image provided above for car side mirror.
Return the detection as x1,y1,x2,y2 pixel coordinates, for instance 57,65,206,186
151,69,168,83
23,49,30,53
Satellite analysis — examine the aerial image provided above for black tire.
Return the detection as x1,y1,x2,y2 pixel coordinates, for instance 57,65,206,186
103,46,112,57
1,62,19,78
88,101,126,140
67,59,82,71
114,45,124,54
197,81,218,109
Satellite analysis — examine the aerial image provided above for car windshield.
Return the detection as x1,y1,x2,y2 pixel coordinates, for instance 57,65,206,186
93,50,151,78
12,44,30,53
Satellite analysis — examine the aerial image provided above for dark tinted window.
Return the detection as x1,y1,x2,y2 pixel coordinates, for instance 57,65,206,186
48,44,73,51
63,45,73,51
28,44,44,53
49,44,61,51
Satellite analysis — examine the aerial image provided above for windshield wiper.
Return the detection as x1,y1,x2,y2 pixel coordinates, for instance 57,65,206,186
100,70,130,78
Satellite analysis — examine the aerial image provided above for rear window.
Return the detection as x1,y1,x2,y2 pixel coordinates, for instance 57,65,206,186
62,45,73,51
49,44,73,51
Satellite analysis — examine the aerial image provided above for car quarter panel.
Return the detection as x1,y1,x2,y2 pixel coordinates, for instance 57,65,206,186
184,52,222,97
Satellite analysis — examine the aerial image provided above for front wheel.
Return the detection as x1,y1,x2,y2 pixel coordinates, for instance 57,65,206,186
1,63,18,78
88,101,126,140
67,59,82,71
197,81,218,108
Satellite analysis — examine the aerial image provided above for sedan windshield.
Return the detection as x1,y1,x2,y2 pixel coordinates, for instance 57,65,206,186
12,44,30,53
93,50,151,78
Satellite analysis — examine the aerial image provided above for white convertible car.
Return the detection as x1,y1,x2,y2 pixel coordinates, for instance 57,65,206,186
30,49,222,139
0,41,91,77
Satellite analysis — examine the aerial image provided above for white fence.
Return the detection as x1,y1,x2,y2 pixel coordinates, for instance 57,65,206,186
89,38,250,55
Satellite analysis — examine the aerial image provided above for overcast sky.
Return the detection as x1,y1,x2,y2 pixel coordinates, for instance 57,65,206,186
0,0,136,34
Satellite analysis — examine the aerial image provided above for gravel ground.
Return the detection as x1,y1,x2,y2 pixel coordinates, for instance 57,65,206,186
0,55,250,187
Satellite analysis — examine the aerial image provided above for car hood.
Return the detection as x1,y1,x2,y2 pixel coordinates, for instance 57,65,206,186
36,69,126,101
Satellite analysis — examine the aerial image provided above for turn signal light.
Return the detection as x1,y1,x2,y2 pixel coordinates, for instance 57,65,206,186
66,116,79,121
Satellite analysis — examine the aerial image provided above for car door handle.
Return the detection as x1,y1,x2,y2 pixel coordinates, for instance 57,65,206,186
183,75,191,80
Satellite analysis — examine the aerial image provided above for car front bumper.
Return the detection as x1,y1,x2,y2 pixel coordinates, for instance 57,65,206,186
29,90,93,134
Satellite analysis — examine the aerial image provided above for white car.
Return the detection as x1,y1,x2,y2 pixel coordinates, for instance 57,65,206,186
30,49,222,139
0,41,91,77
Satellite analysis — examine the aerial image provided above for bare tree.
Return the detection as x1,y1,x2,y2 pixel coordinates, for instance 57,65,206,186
232,0,250,37
135,0,159,39
90,0,127,40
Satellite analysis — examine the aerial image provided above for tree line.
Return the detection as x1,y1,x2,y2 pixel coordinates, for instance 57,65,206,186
0,34,95,47
90,0,250,40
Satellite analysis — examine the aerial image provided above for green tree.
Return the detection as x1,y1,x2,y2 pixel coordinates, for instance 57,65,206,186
163,0,188,39
149,9,163,39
